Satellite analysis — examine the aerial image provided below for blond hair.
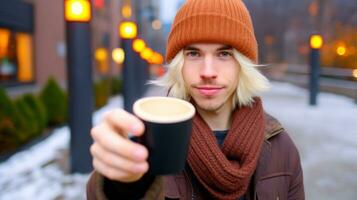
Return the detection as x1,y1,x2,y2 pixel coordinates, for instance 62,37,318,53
151,49,270,108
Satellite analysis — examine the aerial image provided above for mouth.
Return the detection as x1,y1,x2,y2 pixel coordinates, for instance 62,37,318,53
194,86,224,96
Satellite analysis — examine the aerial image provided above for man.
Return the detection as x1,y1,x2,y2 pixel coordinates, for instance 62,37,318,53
87,0,305,199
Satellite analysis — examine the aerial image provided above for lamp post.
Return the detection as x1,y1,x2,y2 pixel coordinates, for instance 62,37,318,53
352,69,357,104
309,34,323,106
65,0,93,173
119,21,140,112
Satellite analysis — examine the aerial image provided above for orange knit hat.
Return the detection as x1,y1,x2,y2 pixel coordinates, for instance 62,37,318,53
166,0,258,63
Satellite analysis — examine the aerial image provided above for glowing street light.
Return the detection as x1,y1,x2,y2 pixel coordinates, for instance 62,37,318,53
140,48,154,60
336,45,346,56
132,39,146,52
95,48,108,74
310,34,323,49
119,21,137,39
122,4,132,18
65,0,91,22
112,48,125,64
148,52,164,65
95,48,108,61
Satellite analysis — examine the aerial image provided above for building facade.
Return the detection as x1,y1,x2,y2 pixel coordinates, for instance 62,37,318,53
0,0,124,95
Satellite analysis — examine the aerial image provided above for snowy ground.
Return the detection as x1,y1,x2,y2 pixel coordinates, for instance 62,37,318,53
0,97,123,200
0,82,356,200
261,82,357,200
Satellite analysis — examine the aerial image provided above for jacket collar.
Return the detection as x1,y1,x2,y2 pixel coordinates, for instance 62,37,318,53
248,113,285,200
264,113,284,140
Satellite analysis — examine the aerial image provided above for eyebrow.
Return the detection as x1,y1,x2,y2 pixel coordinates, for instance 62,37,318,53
217,45,233,51
183,45,233,51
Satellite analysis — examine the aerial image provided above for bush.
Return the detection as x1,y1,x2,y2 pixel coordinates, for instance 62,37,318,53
0,88,30,153
39,77,68,126
110,77,122,95
0,88,17,153
14,98,38,140
94,78,111,109
22,94,47,134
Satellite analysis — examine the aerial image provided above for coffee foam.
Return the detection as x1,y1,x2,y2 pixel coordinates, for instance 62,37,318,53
133,97,195,123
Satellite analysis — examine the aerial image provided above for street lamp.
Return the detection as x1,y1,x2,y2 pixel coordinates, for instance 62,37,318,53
133,39,146,52
310,34,323,49
140,47,154,60
122,4,132,19
336,45,346,56
119,20,143,112
354,69,357,104
95,48,108,74
309,34,323,106
119,21,137,39
148,52,164,65
65,0,93,173
95,47,108,61
112,48,125,64
65,0,91,22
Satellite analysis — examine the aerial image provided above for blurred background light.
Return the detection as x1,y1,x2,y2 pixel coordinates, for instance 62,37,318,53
119,21,137,39
132,39,146,52
336,45,346,56
122,4,132,18
310,34,323,49
140,48,153,60
65,0,91,22
151,19,162,30
112,48,125,64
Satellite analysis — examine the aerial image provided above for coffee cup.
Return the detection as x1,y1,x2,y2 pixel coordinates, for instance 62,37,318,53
133,96,195,175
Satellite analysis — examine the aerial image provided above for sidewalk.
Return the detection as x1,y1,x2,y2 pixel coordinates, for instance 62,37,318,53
0,82,356,200
261,82,357,200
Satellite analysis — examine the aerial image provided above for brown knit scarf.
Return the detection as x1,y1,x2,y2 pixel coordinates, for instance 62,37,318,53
187,97,265,200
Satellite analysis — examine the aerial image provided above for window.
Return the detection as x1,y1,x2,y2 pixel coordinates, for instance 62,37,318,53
0,28,34,84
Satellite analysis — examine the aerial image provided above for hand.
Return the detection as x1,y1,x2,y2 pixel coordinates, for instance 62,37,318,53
90,109,149,183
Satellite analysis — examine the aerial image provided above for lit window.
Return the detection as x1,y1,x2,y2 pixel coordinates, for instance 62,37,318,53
0,28,34,84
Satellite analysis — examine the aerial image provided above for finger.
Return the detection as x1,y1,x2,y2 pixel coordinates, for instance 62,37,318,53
90,143,148,174
91,125,148,162
93,158,144,182
104,109,145,136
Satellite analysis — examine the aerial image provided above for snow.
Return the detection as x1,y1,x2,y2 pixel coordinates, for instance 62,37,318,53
1,82,357,200
0,96,123,200
261,82,357,200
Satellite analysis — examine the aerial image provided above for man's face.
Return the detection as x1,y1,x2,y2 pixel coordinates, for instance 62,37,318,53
182,43,240,113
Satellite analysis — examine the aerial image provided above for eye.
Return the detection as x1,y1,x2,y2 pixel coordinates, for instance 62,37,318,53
218,51,233,58
185,51,200,58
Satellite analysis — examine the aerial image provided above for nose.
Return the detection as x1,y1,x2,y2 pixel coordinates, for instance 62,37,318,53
200,55,217,80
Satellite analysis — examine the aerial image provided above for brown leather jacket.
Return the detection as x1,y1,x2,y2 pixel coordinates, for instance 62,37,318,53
87,114,305,200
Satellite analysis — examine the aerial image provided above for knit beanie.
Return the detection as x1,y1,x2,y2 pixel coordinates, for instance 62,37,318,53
166,0,258,63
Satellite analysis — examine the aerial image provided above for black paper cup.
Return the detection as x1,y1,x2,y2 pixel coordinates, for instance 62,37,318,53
133,97,195,175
